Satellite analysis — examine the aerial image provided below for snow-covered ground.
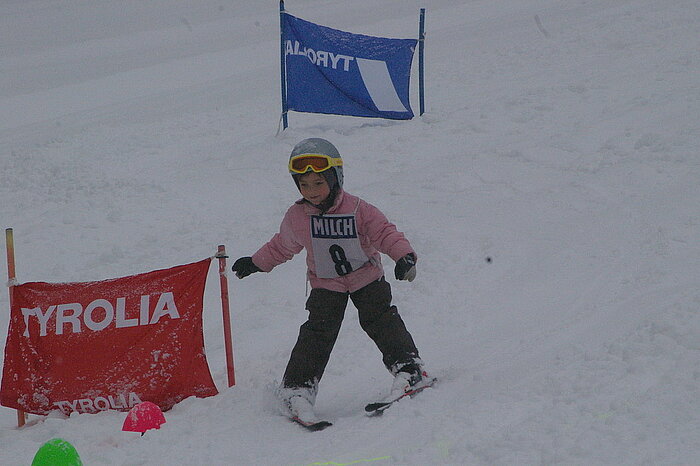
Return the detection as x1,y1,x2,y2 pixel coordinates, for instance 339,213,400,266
1,0,699,464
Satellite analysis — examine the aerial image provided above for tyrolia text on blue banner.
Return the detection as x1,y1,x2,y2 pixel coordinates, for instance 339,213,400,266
282,13,417,120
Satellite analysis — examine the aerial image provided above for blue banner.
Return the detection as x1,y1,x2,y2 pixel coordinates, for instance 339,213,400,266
283,13,417,120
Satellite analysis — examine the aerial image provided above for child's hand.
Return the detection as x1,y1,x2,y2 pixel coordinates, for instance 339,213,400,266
394,253,417,282
232,257,261,279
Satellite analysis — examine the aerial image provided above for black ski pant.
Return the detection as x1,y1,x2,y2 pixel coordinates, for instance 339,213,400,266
282,276,420,390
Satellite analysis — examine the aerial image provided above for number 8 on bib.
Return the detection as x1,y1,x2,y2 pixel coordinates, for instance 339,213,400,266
310,214,369,278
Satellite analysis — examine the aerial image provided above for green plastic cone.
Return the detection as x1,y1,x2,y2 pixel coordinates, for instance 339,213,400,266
31,438,82,466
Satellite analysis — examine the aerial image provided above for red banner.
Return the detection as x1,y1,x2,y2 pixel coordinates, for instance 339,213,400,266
1,258,218,415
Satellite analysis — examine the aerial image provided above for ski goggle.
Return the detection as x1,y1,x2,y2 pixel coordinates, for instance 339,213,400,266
288,154,343,174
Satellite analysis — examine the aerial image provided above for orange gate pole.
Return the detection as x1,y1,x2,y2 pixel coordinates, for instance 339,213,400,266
216,245,235,387
5,228,26,427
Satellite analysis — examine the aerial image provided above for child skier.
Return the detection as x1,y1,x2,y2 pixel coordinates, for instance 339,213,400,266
232,138,431,424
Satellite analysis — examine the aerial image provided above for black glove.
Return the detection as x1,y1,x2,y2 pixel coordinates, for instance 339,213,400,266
394,253,417,282
232,257,261,279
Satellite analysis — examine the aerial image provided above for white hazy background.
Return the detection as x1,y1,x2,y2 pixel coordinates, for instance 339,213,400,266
1,0,699,464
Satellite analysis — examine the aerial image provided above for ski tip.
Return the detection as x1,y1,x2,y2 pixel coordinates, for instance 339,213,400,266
364,402,383,412
291,417,333,431
307,420,333,431
364,402,390,415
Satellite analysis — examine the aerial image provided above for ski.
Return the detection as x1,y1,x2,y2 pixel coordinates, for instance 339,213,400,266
290,416,332,431
365,376,437,416
285,395,332,431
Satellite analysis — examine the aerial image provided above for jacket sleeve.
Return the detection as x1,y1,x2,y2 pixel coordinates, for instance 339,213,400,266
251,207,304,272
359,200,416,262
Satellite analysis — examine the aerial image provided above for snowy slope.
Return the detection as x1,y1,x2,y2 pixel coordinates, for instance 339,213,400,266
1,0,699,464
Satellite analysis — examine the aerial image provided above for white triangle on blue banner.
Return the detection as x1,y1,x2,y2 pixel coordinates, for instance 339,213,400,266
356,58,408,113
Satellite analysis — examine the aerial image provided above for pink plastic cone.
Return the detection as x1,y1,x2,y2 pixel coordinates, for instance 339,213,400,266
122,401,166,435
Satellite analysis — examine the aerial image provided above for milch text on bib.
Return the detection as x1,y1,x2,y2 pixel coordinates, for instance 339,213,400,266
310,214,369,278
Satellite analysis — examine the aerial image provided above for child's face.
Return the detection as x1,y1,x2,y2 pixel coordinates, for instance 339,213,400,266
298,172,331,206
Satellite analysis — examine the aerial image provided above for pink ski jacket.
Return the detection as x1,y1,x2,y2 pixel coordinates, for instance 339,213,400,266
252,190,416,293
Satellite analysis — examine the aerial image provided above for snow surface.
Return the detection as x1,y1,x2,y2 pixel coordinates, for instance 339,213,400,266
1,0,699,464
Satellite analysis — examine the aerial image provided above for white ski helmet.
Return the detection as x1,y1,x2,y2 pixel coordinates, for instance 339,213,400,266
288,138,344,190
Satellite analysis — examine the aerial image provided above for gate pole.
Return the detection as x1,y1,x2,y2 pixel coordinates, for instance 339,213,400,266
216,245,236,387
5,228,26,427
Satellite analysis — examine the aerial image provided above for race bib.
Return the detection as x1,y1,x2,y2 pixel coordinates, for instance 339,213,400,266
310,214,369,278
